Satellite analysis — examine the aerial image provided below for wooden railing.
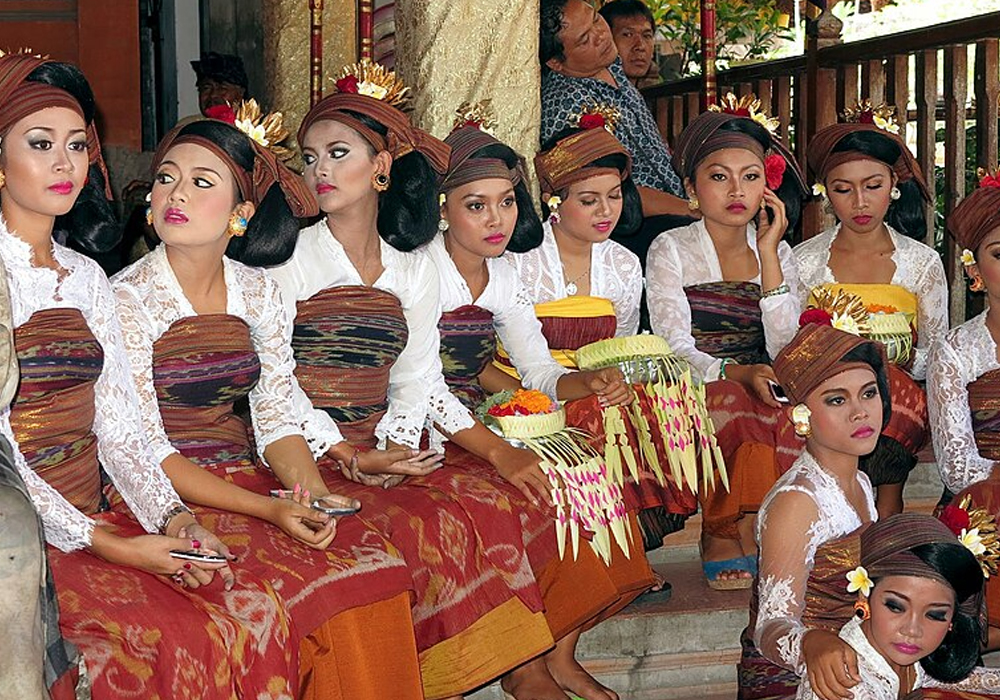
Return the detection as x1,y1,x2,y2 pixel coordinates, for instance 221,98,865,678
642,12,1000,323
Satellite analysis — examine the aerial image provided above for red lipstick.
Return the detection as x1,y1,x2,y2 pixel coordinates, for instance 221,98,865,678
485,232,506,245
851,426,875,439
853,215,873,226
727,202,747,213
48,181,74,195
893,642,921,656
316,183,336,195
594,220,613,234
163,207,189,224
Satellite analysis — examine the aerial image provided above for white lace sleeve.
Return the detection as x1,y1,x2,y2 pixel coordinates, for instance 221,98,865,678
754,488,822,674
244,270,309,457
646,231,721,380
605,242,642,337
379,255,473,447
494,273,570,400
924,667,1000,693
1,406,95,551
84,265,183,536
909,248,948,381
760,242,802,361
926,333,997,492
112,284,181,467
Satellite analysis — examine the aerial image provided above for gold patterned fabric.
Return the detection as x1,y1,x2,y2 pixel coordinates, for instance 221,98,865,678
393,0,541,170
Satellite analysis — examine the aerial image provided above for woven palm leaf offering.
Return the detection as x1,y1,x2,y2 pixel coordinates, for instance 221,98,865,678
574,334,727,496
478,389,630,564
809,288,914,365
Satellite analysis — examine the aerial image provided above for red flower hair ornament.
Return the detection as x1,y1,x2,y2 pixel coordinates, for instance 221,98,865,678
765,153,787,191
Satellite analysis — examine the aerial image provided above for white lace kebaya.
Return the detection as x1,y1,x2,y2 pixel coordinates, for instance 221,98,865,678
504,220,642,337
111,244,310,464
793,224,947,381
754,450,876,674
927,312,1000,493
645,218,801,382
268,219,474,450
0,218,184,552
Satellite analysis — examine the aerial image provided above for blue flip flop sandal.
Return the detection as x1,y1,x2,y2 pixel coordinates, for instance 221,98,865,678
703,556,754,590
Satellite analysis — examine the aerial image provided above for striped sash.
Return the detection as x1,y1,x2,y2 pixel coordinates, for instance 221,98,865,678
685,280,768,365
438,304,496,410
969,368,1000,460
11,308,103,514
494,295,617,378
293,285,408,446
152,314,260,466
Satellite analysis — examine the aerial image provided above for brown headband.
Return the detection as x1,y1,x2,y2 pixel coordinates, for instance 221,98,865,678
534,127,632,196
297,92,450,174
947,185,1000,254
773,323,886,405
862,512,983,620
0,54,112,199
672,110,807,194
441,125,523,192
152,124,318,218
807,123,931,201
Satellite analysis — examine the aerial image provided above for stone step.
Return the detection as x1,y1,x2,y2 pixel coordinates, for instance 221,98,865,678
469,559,749,700
471,461,946,699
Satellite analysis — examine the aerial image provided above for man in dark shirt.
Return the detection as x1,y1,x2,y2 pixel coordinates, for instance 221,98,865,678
600,0,659,87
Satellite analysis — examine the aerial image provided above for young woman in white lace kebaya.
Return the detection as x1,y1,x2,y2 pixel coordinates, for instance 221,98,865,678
645,105,808,589
927,179,1000,652
797,512,1000,700
0,53,297,698
110,115,428,699
737,320,887,700
796,114,944,517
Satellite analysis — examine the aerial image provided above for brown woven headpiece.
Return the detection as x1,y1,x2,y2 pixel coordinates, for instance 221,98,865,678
806,122,931,201
153,120,318,218
947,181,1000,254
534,127,631,197
0,52,112,199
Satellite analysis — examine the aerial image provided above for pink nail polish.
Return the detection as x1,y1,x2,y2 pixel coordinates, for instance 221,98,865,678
184,563,192,570
191,539,201,549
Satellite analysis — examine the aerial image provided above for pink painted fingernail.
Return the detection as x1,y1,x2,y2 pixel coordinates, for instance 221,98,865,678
191,539,201,549
293,483,301,494
184,563,192,570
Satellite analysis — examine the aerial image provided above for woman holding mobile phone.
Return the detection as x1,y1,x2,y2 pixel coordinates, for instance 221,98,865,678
112,112,425,700
645,97,808,589
0,52,296,698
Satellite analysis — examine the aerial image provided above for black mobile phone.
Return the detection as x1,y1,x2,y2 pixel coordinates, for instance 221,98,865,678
767,380,790,404
170,550,228,564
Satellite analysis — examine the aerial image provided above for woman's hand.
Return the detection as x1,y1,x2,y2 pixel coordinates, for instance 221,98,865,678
756,188,789,253
490,444,553,508
802,629,860,700
111,533,230,590
266,488,338,550
335,447,444,487
580,367,634,407
175,521,237,590
724,363,782,408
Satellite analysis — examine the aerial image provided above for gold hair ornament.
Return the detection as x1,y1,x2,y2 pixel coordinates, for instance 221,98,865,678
709,92,780,135
453,100,498,136
842,100,900,135
953,494,1000,579
333,58,410,108
573,104,622,133
232,99,295,161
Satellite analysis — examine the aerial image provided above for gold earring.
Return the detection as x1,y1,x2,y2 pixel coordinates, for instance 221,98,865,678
688,196,699,211
146,207,153,226
228,212,248,237
792,403,812,438
853,598,871,621
373,173,390,192
971,274,985,293
0,169,6,189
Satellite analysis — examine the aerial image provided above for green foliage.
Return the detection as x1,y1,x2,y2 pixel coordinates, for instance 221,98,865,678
646,0,794,75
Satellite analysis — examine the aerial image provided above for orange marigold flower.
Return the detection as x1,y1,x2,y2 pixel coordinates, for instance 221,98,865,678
867,303,898,314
